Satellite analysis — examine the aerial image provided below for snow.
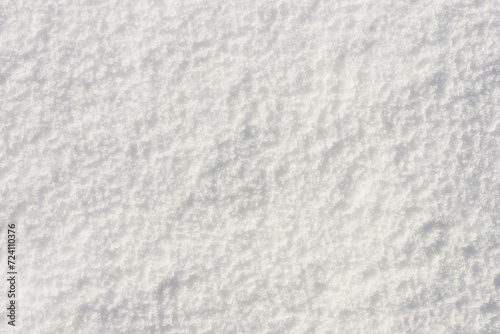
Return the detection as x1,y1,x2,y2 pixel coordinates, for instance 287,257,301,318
1,0,499,333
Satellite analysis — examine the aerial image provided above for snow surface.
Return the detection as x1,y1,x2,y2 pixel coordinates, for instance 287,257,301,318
1,0,500,333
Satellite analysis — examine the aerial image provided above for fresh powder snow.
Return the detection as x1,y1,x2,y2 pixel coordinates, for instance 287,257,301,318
0,0,499,333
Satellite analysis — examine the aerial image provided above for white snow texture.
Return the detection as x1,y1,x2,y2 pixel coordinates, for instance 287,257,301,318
1,0,500,333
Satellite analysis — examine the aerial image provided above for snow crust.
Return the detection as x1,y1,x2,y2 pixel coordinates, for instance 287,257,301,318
1,0,499,333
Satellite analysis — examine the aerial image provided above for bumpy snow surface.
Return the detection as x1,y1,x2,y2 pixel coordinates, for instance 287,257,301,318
1,0,499,333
